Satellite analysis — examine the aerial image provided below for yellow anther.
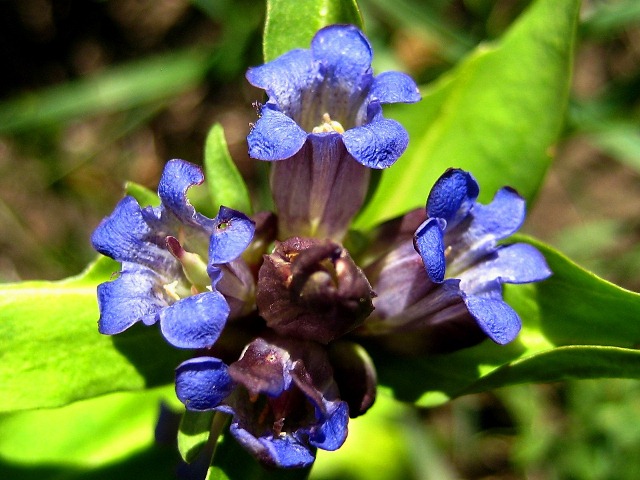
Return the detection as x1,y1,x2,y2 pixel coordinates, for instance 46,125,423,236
312,113,345,134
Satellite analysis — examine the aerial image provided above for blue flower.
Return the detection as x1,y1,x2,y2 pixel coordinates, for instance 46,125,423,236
246,24,420,240
412,169,552,345
91,159,255,349
175,337,349,468
246,24,420,168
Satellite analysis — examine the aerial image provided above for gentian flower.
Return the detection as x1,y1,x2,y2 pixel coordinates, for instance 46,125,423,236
361,169,551,351
246,24,421,240
176,336,349,468
91,159,255,349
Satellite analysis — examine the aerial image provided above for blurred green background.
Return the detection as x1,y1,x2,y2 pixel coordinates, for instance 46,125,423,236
1,0,639,478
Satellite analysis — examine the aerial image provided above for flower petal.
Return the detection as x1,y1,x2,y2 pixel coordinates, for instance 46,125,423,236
229,423,316,468
308,401,349,451
159,291,229,349
461,243,552,294
370,71,421,104
91,196,173,269
463,291,522,345
247,107,308,160
209,206,255,265
467,187,526,244
245,49,315,114
311,25,373,92
175,357,234,411
97,264,166,334
426,168,479,226
414,218,447,283
157,159,212,229
343,116,409,169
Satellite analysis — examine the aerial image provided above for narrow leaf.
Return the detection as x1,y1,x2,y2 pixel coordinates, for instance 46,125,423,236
356,0,580,229
263,0,363,62
204,123,252,214
0,255,189,412
178,409,215,463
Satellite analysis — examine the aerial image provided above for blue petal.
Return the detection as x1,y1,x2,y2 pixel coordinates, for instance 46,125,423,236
426,169,479,226
247,107,308,160
308,401,349,451
209,206,255,265
466,186,526,244
230,423,316,468
246,49,315,113
461,243,552,294
157,159,211,228
311,25,372,92
414,218,447,283
91,196,173,269
175,356,234,411
343,116,409,169
463,292,522,345
159,291,230,349
370,71,421,104
97,264,166,334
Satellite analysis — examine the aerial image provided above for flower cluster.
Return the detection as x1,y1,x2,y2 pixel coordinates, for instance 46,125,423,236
93,25,551,469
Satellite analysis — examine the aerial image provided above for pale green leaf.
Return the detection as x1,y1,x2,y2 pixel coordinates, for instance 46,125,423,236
356,0,580,229
0,255,189,412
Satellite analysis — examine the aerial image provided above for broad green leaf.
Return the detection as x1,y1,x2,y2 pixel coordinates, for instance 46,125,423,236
263,0,363,62
0,386,178,467
204,123,253,214
178,409,215,463
0,255,189,412
374,238,640,407
356,0,580,229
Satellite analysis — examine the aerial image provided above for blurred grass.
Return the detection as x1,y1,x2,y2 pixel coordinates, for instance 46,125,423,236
0,0,639,479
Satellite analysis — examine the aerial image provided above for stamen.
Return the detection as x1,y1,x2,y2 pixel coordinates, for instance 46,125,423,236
312,113,345,134
163,281,181,301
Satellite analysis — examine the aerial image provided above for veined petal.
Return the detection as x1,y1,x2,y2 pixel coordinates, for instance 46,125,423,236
426,169,479,226
209,206,256,265
414,218,447,283
97,264,166,334
370,71,421,104
245,49,315,112
157,159,211,229
175,357,234,411
229,423,316,468
463,291,522,345
343,116,409,169
460,243,552,294
247,107,308,160
311,25,373,91
308,401,349,451
467,187,526,244
159,291,229,349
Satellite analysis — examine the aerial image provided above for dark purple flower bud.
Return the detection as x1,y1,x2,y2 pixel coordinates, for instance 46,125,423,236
225,337,349,468
256,237,374,344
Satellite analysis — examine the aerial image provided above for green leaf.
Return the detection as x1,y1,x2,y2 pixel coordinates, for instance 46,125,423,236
178,409,215,463
204,123,253,214
355,0,580,229
0,386,177,466
0,255,189,412
263,0,363,62
374,238,640,407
